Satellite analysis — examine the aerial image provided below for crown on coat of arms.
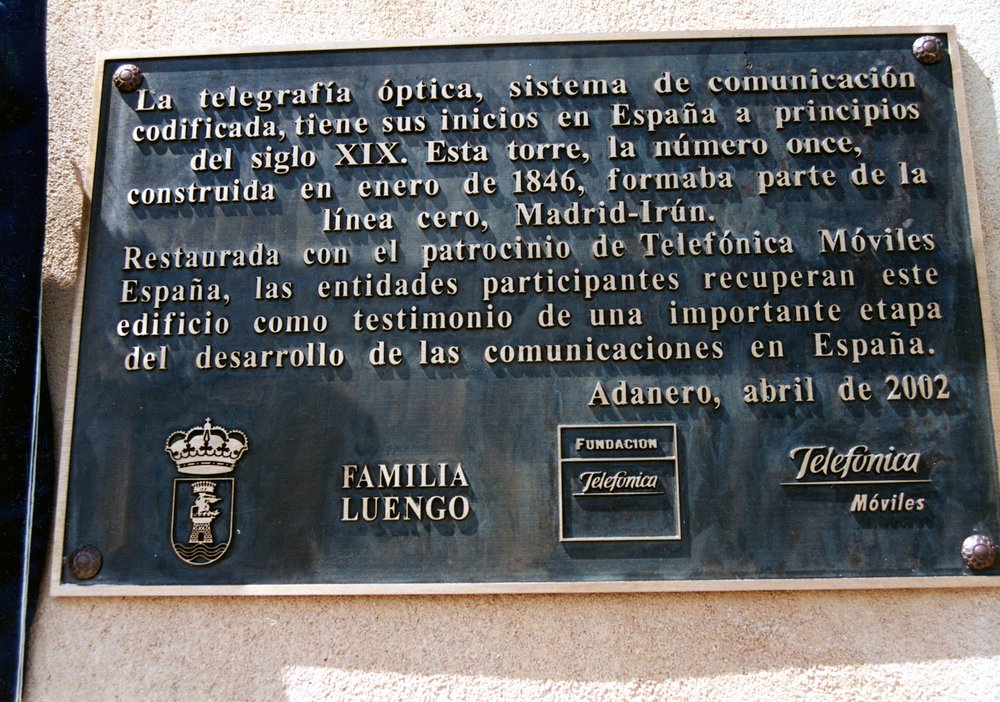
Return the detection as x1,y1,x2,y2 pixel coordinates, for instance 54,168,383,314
165,418,248,475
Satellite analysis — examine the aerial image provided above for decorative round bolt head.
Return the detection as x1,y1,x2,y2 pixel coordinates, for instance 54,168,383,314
961,534,997,571
112,64,143,92
68,545,102,580
912,35,946,65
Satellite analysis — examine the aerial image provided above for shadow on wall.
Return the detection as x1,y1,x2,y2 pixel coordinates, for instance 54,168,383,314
961,48,1000,318
27,588,1000,700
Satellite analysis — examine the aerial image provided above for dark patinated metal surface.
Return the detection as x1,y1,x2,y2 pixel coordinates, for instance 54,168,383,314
57,31,1000,592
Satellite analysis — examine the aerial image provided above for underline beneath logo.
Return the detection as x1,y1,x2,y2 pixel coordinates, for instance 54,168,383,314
574,490,666,496
780,479,933,487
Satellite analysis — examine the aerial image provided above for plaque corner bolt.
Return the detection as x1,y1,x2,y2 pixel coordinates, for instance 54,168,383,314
67,545,103,580
961,534,997,571
912,35,946,65
112,64,143,93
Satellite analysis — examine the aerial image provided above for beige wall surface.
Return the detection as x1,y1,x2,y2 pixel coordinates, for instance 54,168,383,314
31,1,1000,699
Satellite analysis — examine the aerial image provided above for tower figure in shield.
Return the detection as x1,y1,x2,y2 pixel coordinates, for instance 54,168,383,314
188,481,222,544
165,418,248,566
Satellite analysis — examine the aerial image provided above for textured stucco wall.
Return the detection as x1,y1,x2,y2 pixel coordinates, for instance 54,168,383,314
31,1,1000,699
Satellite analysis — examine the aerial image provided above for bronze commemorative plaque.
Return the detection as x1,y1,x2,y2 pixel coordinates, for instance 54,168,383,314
53,29,1000,593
